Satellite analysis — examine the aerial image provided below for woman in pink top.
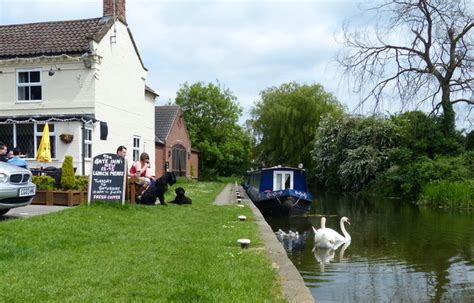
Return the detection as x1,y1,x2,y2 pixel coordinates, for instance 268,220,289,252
129,152,153,183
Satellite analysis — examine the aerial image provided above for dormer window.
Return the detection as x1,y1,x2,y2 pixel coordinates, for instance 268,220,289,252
17,68,42,102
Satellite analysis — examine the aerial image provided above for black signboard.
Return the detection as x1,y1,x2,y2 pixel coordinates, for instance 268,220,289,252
88,153,126,204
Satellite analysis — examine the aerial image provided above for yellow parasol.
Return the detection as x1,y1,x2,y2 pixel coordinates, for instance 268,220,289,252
36,123,52,164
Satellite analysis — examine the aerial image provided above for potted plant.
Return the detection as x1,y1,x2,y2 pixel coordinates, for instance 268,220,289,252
59,133,74,144
32,175,55,205
50,155,86,206
31,156,89,206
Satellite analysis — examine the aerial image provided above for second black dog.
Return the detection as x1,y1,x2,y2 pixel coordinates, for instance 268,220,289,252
171,187,192,205
138,172,176,205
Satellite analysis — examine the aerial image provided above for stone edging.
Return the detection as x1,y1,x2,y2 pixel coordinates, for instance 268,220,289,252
241,189,315,303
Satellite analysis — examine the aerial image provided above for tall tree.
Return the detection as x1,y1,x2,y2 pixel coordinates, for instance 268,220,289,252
338,0,473,134
175,81,251,177
250,82,343,172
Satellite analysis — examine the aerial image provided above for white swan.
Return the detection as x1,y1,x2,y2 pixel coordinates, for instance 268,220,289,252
312,217,336,248
275,229,299,241
324,216,351,243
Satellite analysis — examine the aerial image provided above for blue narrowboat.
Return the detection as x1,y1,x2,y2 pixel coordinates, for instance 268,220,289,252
244,166,313,216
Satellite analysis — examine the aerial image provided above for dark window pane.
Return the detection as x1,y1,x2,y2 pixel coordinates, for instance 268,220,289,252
16,124,34,157
30,71,40,83
0,125,14,149
37,124,54,133
18,72,29,83
85,144,92,158
133,150,139,161
18,87,29,100
86,129,92,140
30,86,42,100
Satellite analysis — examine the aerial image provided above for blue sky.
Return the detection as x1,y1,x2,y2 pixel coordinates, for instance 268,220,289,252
0,0,368,122
1,0,471,129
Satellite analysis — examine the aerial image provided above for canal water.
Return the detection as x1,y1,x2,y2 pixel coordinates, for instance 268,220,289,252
265,192,474,302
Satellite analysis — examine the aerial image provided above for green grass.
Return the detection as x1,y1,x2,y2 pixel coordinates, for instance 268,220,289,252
418,180,474,209
0,182,285,302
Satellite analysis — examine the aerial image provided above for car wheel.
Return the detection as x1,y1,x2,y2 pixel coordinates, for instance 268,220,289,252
0,209,10,216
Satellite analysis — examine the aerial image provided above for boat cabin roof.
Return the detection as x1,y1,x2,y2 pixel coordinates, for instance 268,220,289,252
247,166,305,174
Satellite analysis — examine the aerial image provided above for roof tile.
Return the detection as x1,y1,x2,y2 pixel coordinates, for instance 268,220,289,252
0,17,113,58
155,106,180,142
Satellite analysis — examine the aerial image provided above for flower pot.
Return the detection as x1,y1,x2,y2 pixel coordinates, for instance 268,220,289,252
59,134,74,144
32,190,54,205
52,190,86,206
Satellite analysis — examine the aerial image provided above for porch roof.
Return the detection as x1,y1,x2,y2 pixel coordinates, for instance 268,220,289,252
0,114,97,124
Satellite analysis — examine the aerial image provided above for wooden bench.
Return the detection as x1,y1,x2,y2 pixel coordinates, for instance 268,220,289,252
126,176,154,204
126,176,140,204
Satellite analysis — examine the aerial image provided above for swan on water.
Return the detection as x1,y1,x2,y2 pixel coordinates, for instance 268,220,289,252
312,217,336,248
313,216,351,248
275,229,299,240
324,216,351,243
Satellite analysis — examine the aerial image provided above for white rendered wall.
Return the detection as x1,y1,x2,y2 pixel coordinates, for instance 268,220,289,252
0,61,95,115
93,21,154,173
0,60,96,173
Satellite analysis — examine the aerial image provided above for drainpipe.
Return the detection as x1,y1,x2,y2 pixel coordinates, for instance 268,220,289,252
81,121,85,175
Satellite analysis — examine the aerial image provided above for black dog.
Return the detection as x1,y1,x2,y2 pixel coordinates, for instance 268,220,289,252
138,172,176,205
171,187,192,205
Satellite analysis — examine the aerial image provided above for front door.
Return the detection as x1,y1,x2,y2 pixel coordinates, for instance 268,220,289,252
172,144,187,176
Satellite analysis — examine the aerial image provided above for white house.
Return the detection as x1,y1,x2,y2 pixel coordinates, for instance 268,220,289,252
0,0,157,175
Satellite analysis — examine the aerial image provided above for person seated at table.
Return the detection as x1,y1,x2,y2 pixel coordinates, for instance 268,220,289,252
0,142,8,162
129,152,153,185
8,147,28,169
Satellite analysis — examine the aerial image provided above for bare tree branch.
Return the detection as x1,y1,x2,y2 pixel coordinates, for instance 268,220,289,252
337,0,473,132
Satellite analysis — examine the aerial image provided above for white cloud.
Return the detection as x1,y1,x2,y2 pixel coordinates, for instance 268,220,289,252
1,0,364,123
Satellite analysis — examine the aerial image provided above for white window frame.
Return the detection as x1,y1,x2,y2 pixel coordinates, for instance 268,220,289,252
16,68,43,102
133,136,141,161
273,170,294,191
84,124,93,159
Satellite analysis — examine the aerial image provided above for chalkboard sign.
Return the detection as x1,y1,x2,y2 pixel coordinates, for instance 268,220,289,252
88,153,127,204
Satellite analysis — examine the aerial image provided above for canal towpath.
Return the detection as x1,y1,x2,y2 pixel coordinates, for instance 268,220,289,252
214,183,314,303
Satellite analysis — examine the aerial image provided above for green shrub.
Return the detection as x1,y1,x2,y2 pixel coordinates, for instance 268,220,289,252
32,175,55,191
338,145,387,191
60,155,76,190
74,175,89,191
390,111,463,158
387,147,413,166
465,130,474,151
419,180,474,209
370,152,474,200
313,115,397,190
190,163,195,178
200,168,220,181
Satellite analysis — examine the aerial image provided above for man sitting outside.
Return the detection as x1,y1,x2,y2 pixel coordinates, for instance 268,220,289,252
8,147,28,169
0,142,8,162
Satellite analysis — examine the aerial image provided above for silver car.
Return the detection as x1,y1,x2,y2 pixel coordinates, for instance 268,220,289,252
0,162,36,216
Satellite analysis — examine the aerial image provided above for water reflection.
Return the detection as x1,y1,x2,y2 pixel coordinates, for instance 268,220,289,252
266,192,474,302
313,241,351,272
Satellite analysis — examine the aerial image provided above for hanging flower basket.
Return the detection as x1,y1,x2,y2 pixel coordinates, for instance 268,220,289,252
60,133,74,144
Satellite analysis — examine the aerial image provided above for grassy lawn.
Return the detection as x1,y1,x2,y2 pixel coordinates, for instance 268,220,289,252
0,181,285,302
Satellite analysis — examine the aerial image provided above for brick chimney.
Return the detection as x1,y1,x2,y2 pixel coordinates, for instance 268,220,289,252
103,0,126,22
